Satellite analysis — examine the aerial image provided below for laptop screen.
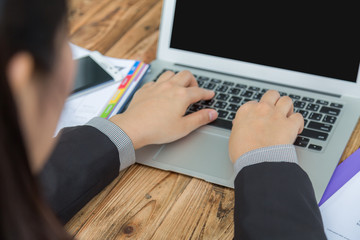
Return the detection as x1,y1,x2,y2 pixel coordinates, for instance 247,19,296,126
170,1,359,83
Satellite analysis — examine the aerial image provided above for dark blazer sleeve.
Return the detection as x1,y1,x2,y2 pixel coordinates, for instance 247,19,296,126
38,125,120,224
233,162,327,240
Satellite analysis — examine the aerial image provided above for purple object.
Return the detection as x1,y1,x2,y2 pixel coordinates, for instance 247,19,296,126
319,147,360,206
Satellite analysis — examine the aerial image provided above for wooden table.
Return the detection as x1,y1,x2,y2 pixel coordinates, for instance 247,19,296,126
66,0,360,239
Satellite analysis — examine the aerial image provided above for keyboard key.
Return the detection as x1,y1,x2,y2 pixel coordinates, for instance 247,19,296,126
228,112,236,120
197,80,204,87
248,86,260,91
253,92,263,100
189,104,203,112
308,144,323,151
316,99,329,105
209,118,232,130
223,81,234,86
198,76,210,81
216,85,229,92
235,83,247,89
289,94,301,100
218,110,229,118
229,96,242,103
302,97,315,102
214,101,227,109
330,102,343,108
294,101,306,109
211,78,222,83
228,88,241,95
300,129,328,141
200,99,215,106
309,112,323,121
279,91,287,96
241,90,254,98
297,110,309,118
226,104,240,112
216,93,230,101
320,106,340,116
306,103,320,111
203,83,216,90
261,88,269,93
243,98,253,103
294,137,310,147
308,121,333,132
323,115,337,124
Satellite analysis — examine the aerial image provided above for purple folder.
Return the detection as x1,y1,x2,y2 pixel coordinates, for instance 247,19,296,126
319,147,360,206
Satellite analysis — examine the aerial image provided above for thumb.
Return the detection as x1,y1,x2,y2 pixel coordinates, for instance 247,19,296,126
183,109,218,133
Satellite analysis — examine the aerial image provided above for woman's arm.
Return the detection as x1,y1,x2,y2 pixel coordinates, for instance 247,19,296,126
233,146,326,240
39,70,217,223
230,90,326,239
38,119,131,224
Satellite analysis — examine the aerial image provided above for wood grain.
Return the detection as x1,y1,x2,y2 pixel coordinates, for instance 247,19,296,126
66,0,360,239
339,118,360,163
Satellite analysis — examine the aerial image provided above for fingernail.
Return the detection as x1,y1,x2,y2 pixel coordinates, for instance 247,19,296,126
208,110,218,121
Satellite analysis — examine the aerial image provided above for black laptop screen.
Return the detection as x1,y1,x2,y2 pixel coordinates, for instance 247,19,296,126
170,1,359,83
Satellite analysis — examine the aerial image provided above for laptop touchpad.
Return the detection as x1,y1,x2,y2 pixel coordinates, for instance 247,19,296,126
152,129,234,184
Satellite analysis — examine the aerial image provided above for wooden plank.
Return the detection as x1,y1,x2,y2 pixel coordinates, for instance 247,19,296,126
70,0,160,54
70,164,234,239
68,0,113,35
65,170,128,235
71,165,194,239
339,118,360,163
105,1,162,62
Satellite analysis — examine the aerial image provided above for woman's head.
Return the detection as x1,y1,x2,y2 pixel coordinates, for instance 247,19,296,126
1,0,74,239
1,0,75,172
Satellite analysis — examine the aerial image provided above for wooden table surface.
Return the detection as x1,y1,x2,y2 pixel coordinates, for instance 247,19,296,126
66,0,360,239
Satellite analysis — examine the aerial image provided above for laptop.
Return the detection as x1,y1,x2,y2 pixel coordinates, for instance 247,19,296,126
135,0,360,201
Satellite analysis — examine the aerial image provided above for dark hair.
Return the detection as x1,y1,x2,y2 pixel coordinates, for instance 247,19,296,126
0,0,71,239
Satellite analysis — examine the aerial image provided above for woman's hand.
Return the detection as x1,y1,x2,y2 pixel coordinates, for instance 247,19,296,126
229,90,304,163
110,71,218,150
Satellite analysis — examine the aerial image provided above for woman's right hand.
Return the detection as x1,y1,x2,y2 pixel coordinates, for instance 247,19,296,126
229,90,304,163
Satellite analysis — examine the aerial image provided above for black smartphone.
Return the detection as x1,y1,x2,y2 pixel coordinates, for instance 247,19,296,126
72,56,114,94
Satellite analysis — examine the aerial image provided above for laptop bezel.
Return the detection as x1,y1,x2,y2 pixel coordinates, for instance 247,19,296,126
157,0,360,98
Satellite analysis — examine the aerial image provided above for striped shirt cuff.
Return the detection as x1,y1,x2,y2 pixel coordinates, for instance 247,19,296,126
86,117,135,171
233,144,298,176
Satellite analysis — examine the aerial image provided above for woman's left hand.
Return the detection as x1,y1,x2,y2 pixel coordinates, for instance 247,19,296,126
110,70,218,150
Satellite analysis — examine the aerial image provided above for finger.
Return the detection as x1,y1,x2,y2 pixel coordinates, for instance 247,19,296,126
183,108,218,133
184,87,215,105
289,112,304,134
233,100,257,123
141,81,155,89
275,96,294,117
171,70,198,87
157,71,175,83
259,90,281,106
236,100,257,113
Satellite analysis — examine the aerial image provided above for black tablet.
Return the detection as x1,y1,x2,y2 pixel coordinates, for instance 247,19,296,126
72,56,114,94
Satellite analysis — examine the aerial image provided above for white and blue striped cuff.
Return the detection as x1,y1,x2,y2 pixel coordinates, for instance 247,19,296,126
86,117,136,171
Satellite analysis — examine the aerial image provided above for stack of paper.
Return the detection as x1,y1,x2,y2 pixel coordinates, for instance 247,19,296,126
319,148,360,240
54,44,149,136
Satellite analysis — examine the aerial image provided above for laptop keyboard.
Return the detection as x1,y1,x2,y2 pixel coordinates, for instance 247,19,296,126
155,69,343,152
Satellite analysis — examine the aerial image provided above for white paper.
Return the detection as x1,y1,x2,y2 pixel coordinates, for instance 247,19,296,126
55,43,144,136
55,82,119,136
320,172,360,240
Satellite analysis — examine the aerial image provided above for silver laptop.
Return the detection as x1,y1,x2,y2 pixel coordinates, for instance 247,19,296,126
136,0,360,201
